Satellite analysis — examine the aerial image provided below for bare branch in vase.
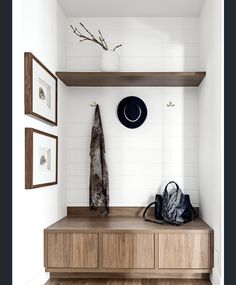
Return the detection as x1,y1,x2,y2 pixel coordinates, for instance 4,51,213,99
70,23,122,52
98,30,109,50
70,24,107,50
113,44,122,51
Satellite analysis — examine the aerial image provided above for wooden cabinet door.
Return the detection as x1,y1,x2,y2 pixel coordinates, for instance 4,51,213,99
159,233,211,269
46,233,98,268
102,233,155,269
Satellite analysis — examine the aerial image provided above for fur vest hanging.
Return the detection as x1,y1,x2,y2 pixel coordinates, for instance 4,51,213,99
89,105,109,216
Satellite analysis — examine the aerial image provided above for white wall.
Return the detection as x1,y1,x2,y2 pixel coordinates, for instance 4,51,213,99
67,17,200,71
12,0,67,284
64,18,201,207
199,0,223,285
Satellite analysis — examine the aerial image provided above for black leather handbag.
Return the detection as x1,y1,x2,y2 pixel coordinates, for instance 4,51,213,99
143,181,197,225
143,194,164,222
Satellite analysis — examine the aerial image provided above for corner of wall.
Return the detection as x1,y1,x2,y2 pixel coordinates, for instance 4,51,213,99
199,0,223,284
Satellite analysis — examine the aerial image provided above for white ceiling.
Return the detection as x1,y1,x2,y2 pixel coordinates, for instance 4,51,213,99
58,0,205,17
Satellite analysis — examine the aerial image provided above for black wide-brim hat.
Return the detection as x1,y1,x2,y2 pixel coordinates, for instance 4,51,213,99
117,96,147,129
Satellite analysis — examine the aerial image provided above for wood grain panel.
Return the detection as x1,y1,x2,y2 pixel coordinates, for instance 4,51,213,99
24,52,33,116
45,278,211,285
45,216,212,233
44,216,213,277
56,72,206,87
159,234,211,269
47,233,98,268
67,207,149,217
102,233,154,269
67,207,199,218
47,268,210,274
50,272,210,279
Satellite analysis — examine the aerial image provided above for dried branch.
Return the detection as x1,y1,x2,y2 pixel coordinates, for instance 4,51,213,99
71,24,107,50
79,22,97,40
74,27,82,35
79,22,107,50
70,23,122,52
98,30,108,50
80,39,88,42
113,44,122,51
99,37,103,46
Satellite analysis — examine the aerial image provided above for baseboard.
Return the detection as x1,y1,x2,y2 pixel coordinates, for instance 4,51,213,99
210,269,221,285
51,272,210,279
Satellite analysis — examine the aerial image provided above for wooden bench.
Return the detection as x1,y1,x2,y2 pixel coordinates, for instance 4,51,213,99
44,207,213,280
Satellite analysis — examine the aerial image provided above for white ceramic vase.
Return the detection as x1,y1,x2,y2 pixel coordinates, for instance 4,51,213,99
100,50,120,72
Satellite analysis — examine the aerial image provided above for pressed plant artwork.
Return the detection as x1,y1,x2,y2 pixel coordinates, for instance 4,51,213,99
39,86,46,100
25,128,58,189
24,52,57,125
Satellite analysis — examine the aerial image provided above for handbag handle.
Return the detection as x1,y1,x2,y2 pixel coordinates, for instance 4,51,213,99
143,201,156,220
164,181,179,193
143,201,165,225
191,204,198,220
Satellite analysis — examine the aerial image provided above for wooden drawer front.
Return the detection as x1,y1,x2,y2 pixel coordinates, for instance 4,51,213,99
102,233,155,269
159,233,211,269
47,233,98,268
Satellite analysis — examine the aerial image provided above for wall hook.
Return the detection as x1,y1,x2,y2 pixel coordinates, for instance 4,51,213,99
167,101,175,107
90,101,97,107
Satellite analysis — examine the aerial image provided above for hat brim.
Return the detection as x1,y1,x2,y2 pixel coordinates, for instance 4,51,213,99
117,96,147,129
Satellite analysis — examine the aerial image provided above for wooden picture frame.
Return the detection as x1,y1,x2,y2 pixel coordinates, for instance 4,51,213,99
25,52,58,125
25,128,58,189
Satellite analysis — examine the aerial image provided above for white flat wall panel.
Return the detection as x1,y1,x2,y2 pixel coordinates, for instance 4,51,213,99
67,56,199,72
67,189,199,207
64,87,199,206
66,17,199,71
199,0,223,284
67,43,199,57
58,0,205,18
12,1,67,285
66,162,198,177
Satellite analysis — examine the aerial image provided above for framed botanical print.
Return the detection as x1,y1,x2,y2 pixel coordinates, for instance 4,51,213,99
25,128,58,189
24,52,58,125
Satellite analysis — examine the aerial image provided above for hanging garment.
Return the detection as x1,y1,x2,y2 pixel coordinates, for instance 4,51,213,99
89,105,109,216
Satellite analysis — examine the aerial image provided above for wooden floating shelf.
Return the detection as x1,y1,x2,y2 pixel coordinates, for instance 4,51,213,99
56,71,206,87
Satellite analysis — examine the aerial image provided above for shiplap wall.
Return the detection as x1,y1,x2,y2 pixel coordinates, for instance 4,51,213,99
67,17,199,71
64,17,200,206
